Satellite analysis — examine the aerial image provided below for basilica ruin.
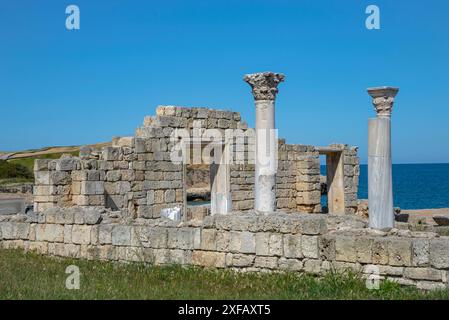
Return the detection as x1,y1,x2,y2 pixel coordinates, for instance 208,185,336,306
1,72,449,291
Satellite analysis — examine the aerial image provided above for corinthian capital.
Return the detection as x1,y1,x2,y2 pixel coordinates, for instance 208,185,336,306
367,87,399,118
244,72,285,101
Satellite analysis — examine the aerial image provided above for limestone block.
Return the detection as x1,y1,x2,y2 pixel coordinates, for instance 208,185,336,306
355,237,373,263
216,231,231,251
164,189,176,203
303,259,322,274
81,181,104,195
192,251,226,268
34,159,50,171
0,222,29,240
28,241,48,254
404,267,444,281
278,258,303,271
98,245,117,261
319,235,336,260
72,225,92,245
372,238,389,265
103,147,122,161
302,235,319,259
254,256,278,269
167,249,192,265
416,281,447,291
50,171,71,185
64,244,81,258
388,238,412,266
335,236,357,262
106,171,122,182
299,216,327,235
229,231,255,254
74,211,85,224
201,229,217,251
143,227,168,248
283,234,302,258
99,224,114,244
71,171,87,181
111,225,131,246
90,225,99,245
56,158,79,171
412,239,430,267
167,228,194,250
35,224,64,242
430,239,449,269
84,209,102,225
35,171,51,185
226,253,255,267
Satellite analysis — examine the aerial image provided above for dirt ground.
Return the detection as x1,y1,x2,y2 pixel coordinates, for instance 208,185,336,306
401,208,449,225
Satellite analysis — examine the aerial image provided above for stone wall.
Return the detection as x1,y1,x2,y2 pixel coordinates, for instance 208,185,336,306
2,207,448,291
32,106,359,218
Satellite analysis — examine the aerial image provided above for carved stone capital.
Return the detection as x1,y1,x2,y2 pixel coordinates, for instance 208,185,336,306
367,87,399,117
244,72,285,101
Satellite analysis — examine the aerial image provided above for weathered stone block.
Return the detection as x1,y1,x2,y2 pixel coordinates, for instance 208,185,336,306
302,235,319,259
84,209,102,225
72,225,92,245
111,225,131,246
99,224,114,244
56,158,79,171
35,171,50,185
299,216,327,235
81,181,104,195
388,238,412,266
335,236,357,262
64,225,72,243
192,251,226,268
254,256,278,269
412,238,430,267
201,229,217,251
229,231,256,254
355,237,373,264
278,258,303,271
319,235,336,260
283,234,302,258
35,224,64,242
404,267,444,281
430,239,449,269
226,253,255,267
372,238,389,265
34,159,50,172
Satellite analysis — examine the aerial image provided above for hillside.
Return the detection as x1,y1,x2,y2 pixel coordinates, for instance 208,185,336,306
0,142,111,185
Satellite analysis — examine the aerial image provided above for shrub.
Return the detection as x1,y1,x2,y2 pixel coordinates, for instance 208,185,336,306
0,160,33,180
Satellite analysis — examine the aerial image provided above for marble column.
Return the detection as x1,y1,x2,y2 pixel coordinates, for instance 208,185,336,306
244,72,285,213
367,86,399,230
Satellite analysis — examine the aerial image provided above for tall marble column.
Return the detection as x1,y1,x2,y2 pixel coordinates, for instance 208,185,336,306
244,72,285,213
367,87,399,230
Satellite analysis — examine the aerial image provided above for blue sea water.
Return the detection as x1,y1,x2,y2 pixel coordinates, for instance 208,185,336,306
320,164,449,210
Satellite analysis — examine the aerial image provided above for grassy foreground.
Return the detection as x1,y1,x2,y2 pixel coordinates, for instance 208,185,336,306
1,249,449,300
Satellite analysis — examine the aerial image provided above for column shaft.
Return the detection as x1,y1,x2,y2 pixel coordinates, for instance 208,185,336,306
255,100,276,212
368,118,394,230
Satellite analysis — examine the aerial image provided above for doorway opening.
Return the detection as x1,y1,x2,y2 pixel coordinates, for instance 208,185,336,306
317,147,345,214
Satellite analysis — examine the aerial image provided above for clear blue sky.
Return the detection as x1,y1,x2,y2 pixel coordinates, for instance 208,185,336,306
1,0,448,163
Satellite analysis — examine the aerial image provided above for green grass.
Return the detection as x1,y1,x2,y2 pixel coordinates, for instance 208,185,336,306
1,249,449,300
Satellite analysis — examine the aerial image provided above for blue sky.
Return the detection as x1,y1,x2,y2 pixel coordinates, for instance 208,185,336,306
0,0,448,163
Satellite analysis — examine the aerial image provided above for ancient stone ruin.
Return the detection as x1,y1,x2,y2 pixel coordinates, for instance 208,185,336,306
1,73,449,291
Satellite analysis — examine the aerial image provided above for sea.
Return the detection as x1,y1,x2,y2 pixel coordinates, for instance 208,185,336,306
321,163,449,210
